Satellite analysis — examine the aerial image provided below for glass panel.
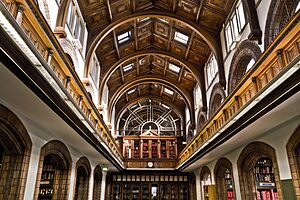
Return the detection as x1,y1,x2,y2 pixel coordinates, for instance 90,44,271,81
174,31,189,44
237,1,246,29
151,184,159,200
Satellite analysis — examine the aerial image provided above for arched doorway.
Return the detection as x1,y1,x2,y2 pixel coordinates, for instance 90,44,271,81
287,125,300,199
0,104,32,199
35,140,72,200
214,158,235,200
93,165,102,200
237,142,282,199
74,157,91,200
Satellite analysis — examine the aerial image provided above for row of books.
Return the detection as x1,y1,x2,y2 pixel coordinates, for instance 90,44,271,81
256,189,278,200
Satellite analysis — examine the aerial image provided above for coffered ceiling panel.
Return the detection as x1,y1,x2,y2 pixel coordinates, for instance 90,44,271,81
77,0,234,126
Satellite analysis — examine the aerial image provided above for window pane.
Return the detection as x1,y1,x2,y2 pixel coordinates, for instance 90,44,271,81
67,3,73,26
237,2,246,29
231,14,239,39
174,31,189,44
225,25,232,50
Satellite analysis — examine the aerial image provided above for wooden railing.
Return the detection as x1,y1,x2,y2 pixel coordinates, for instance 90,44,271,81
0,0,123,162
178,12,300,165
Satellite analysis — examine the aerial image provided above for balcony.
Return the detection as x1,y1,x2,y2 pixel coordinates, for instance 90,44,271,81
177,12,300,170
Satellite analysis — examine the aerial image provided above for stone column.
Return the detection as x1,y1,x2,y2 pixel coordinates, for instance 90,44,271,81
100,171,107,200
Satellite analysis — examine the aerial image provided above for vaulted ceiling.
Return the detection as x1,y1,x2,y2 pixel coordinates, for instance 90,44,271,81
78,0,234,133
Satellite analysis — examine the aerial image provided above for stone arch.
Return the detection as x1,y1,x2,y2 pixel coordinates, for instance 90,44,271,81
209,83,226,117
93,165,102,200
34,140,72,200
237,142,283,199
228,40,262,93
0,104,32,199
200,166,212,200
286,125,300,199
74,157,91,200
54,0,72,35
264,0,300,49
214,157,235,200
196,109,207,133
59,38,78,68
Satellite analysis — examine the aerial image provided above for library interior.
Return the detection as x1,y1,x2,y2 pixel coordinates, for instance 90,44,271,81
0,0,299,199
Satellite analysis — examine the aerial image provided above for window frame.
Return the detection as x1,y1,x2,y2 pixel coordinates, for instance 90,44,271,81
224,0,247,52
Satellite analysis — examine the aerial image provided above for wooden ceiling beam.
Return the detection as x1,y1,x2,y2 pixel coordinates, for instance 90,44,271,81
196,0,204,23
172,92,176,103
136,57,140,76
119,66,125,83
160,85,164,96
112,30,121,59
177,67,184,83
134,20,139,51
105,0,113,22
184,32,195,60
172,0,179,14
167,21,174,52
163,58,169,76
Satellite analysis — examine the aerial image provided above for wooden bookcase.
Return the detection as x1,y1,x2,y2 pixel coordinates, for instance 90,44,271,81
254,157,278,200
110,173,189,200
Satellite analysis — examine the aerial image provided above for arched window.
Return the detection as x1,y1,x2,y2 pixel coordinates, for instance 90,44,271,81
200,166,212,200
206,55,218,86
209,83,226,117
264,0,300,48
228,40,262,93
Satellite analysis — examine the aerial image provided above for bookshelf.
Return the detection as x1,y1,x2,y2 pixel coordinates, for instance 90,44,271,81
112,183,121,200
121,136,180,161
179,184,188,200
225,169,234,200
132,184,140,200
160,140,167,158
170,184,178,200
141,184,149,200
169,140,176,159
254,157,278,200
38,164,55,200
160,184,170,200
123,183,131,200
152,140,158,158
142,141,149,158
133,140,140,158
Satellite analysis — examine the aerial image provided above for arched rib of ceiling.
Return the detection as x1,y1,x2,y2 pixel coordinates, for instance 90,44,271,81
107,75,195,125
84,10,225,87
115,96,184,130
98,49,206,107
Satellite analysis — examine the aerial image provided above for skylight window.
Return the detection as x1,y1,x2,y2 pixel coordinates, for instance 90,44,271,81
174,31,189,44
131,104,138,109
164,88,174,95
123,63,133,72
128,88,136,94
117,31,131,44
169,63,181,73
